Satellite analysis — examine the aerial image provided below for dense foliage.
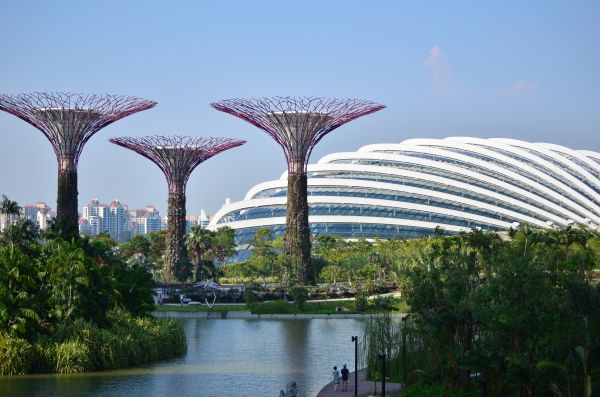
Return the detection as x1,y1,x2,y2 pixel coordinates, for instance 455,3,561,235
0,216,186,375
0,309,185,375
360,227,600,397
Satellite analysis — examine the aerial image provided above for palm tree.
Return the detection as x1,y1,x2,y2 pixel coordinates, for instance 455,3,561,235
0,242,42,336
1,195,21,232
185,226,215,279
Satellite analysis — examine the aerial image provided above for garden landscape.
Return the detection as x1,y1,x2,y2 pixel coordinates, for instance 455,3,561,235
1,1,600,397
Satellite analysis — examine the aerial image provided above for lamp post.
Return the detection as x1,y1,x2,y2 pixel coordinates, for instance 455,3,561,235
402,315,408,385
351,335,358,397
379,352,386,397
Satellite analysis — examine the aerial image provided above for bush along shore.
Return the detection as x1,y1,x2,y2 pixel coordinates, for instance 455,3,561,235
0,216,187,376
1,309,186,375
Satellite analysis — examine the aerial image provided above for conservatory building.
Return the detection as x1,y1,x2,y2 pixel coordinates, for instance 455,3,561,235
208,137,600,246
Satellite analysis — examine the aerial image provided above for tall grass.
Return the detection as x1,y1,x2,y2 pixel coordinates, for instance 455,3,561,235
0,309,186,375
359,315,444,385
359,314,403,382
0,332,33,375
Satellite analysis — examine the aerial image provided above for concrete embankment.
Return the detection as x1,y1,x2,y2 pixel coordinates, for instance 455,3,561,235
153,311,407,320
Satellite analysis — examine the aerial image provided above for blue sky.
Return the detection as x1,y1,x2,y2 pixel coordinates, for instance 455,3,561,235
1,0,599,216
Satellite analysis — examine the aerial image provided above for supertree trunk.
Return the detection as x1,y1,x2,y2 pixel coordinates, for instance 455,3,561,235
109,135,245,284
165,192,189,283
286,172,311,284
211,97,385,285
56,166,79,238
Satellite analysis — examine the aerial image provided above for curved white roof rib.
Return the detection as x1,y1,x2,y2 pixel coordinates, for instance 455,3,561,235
361,138,600,218
487,138,600,201
208,138,600,240
533,143,600,181
403,137,600,203
304,164,585,223
313,150,600,223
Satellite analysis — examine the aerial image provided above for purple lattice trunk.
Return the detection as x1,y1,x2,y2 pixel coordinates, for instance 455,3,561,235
165,192,190,283
56,167,79,239
286,173,312,284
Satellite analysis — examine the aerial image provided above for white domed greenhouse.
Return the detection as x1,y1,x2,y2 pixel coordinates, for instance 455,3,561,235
208,137,600,249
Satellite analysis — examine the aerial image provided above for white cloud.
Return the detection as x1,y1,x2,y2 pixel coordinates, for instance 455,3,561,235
424,45,458,94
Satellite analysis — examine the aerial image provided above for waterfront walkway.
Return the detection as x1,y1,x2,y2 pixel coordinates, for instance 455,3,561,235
316,369,402,397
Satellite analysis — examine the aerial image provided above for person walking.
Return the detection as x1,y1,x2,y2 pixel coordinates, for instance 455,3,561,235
340,364,350,392
331,366,340,392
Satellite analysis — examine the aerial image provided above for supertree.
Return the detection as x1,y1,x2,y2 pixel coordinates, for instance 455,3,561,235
0,92,156,238
109,135,245,283
211,97,385,284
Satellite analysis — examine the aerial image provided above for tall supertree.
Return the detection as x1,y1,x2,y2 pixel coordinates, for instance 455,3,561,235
0,92,156,238
109,135,245,283
211,97,385,284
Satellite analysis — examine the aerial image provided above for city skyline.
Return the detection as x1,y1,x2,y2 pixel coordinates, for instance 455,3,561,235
1,1,599,216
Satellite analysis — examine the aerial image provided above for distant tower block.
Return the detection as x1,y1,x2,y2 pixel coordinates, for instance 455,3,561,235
0,92,156,238
211,97,385,284
110,135,245,283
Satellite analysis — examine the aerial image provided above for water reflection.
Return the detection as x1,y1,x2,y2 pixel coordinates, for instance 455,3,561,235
0,317,365,397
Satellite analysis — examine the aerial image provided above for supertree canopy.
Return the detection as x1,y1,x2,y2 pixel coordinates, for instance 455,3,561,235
109,135,246,283
211,97,385,284
0,92,156,238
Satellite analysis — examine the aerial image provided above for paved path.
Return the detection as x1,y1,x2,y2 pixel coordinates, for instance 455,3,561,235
316,369,402,397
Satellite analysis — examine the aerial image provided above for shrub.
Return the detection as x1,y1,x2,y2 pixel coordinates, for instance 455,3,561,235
373,295,395,312
290,286,308,309
21,310,187,374
54,340,91,373
243,287,257,307
0,332,33,375
355,289,369,311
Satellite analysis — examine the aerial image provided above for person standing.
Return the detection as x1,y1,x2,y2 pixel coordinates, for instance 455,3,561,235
331,366,340,391
340,364,350,392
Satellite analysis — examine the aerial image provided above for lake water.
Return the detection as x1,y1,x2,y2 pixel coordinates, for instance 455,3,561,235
0,316,366,397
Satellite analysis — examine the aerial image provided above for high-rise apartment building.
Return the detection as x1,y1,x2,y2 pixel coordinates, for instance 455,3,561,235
133,205,162,236
17,201,53,230
108,200,131,242
80,198,132,242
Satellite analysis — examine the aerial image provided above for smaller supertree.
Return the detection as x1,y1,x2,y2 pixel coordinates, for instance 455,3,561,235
109,135,245,283
0,92,156,238
211,97,385,284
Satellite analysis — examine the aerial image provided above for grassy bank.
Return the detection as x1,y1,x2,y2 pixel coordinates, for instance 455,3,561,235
154,297,409,315
0,309,186,375
154,304,248,313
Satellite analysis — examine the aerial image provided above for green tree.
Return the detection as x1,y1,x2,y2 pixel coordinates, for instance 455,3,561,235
319,264,343,284
46,240,92,322
1,194,21,230
250,228,278,283
119,235,151,260
148,230,167,279
212,226,236,265
185,226,216,280
0,243,42,337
